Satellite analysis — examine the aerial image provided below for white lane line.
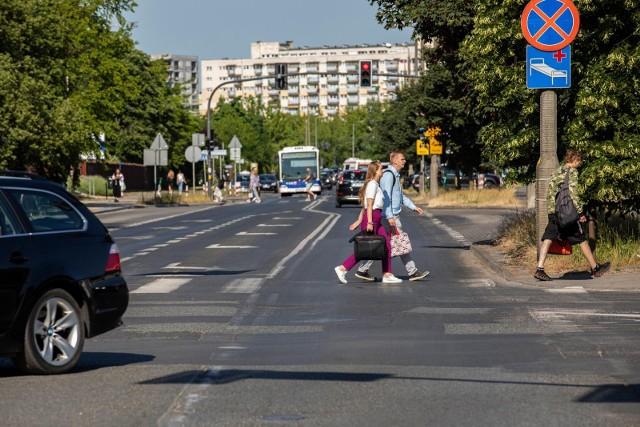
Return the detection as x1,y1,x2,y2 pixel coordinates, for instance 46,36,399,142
222,278,264,293
545,287,587,294
163,262,223,271
154,226,188,230
258,224,292,227
207,244,258,249
131,277,191,294
423,211,472,247
236,232,276,236
266,208,340,279
272,217,302,220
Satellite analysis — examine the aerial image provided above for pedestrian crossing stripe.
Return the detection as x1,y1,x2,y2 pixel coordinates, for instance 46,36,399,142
131,277,191,294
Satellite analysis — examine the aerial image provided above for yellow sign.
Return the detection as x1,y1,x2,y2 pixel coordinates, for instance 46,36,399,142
429,137,443,155
416,139,429,156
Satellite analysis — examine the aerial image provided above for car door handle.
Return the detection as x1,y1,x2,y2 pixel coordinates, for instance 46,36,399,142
9,251,29,264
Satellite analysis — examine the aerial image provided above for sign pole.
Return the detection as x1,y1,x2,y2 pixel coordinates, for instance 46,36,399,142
536,90,559,255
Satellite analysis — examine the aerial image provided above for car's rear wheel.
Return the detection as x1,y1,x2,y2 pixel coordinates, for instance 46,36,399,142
13,289,85,374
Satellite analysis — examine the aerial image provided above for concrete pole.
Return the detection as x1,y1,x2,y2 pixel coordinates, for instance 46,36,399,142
536,90,559,255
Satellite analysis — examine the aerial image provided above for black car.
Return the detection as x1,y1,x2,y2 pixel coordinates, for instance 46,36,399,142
320,170,333,190
335,169,366,207
0,171,128,374
259,173,278,193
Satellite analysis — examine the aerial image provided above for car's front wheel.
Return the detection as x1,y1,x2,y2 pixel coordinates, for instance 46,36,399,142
13,289,85,375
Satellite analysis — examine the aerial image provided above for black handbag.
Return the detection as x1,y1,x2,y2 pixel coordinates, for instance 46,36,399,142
349,231,386,261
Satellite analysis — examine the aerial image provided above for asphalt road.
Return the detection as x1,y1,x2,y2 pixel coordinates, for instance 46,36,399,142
1,193,639,426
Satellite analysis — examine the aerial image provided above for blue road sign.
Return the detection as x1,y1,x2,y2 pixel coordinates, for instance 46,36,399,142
526,45,571,89
521,0,580,51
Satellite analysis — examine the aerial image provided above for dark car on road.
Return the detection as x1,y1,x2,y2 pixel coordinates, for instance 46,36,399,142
335,169,366,207
0,171,128,374
320,170,333,190
259,173,278,193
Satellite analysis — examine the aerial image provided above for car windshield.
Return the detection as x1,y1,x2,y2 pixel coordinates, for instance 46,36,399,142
342,171,366,181
260,174,275,181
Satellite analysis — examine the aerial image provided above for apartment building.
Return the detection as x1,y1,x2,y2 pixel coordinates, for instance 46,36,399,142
200,41,420,117
152,54,200,113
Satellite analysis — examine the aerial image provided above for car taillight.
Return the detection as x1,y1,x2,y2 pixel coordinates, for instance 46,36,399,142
105,243,122,273
339,175,344,185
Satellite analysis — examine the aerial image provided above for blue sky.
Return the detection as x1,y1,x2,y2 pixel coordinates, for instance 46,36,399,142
123,0,413,60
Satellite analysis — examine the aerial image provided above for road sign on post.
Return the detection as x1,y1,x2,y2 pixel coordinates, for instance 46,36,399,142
527,45,571,89
521,0,579,51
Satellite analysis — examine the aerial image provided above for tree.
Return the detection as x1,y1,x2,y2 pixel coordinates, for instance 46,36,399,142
370,0,482,174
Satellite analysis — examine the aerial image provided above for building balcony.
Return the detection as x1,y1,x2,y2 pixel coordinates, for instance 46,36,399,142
327,85,339,93
347,86,359,94
269,90,280,97
326,65,338,73
347,96,359,104
308,97,319,105
327,76,339,84
307,87,318,95
288,88,298,95
385,62,399,72
327,97,339,105
347,75,358,83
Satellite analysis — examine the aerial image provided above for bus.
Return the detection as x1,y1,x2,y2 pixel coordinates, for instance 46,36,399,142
277,146,321,196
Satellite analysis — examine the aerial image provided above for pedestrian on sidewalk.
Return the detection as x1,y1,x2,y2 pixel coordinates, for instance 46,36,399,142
355,151,430,282
166,169,175,195
535,149,609,281
334,161,401,284
304,167,316,201
111,168,123,202
177,170,186,194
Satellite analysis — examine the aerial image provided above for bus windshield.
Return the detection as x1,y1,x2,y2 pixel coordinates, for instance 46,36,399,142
280,152,318,180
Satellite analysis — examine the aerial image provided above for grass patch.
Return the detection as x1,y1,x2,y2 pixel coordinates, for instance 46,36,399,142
495,209,640,275
70,175,110,197
414,187,525,209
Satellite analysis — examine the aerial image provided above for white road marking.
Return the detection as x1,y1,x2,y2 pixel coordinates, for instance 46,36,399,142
163,262,222,271
236,232,276,236
207,244,258,249
546,286,587,294
222,278,264,293
258,223,292,227
154,226,188,230
272,217,302,220
131,277,191,294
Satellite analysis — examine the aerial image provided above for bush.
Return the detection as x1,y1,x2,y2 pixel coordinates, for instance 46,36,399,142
70,175,110,197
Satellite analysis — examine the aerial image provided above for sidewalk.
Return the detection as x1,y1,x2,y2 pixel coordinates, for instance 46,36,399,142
427,207,640,293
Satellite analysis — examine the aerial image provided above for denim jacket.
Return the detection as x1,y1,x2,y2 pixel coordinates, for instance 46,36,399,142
381,166,416,219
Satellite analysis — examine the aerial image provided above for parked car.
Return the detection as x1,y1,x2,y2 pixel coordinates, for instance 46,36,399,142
259,173,278,193
0,171,128,374
234,174,251,193
335,169,366,207
320,170,333,190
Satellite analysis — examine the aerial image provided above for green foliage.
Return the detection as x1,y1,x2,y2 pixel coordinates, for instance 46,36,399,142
0,0,200,183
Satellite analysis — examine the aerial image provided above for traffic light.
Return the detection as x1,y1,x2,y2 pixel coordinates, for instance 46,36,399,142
359,60,372,87
276,63,288,90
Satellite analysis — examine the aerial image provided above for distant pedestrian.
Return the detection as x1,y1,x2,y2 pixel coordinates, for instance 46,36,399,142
177,170,186,194
304,167,316,201
334,161,401,284
534,150,609,281
166,169,175,195
156,177,163,197
249,168,261,203
355,151,430,282
111,168,123,202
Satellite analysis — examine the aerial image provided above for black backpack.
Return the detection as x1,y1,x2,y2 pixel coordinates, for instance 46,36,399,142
555,169,580,227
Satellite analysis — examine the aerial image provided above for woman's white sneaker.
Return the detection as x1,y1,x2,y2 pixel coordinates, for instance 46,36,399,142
382,274,402,284
334,266,347,284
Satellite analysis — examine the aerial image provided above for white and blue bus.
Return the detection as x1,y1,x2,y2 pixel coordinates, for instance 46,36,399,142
277,146,322,196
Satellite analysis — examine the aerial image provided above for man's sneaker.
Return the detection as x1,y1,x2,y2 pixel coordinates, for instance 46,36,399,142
591,262,610,278
355,271,375,282
409,271,430,281
534,269,553,281
334,266,347,284
382,274,402,284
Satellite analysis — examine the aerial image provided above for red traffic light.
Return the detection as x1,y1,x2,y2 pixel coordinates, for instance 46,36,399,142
361,62,370,71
